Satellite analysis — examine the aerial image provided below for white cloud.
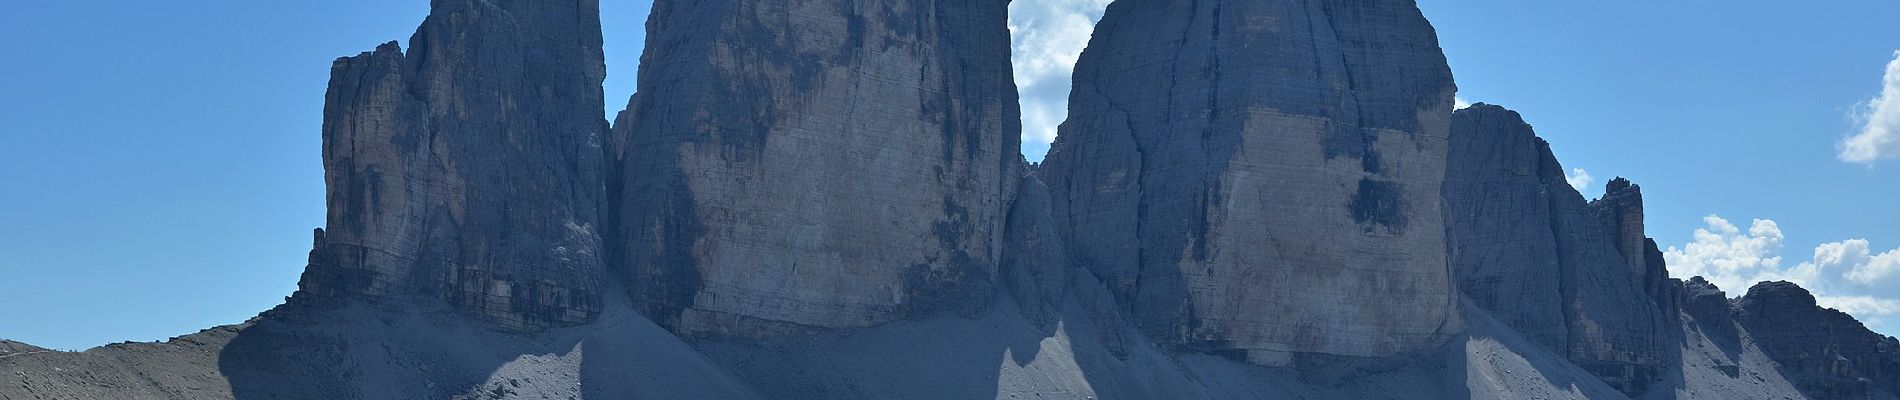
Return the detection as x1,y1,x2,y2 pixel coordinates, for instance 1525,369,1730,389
1665,215,1795,292
1565,168,1593,191
1818,295,1900,317
1009,0,1112,160
1809,239,1900,286
1454,96,1472,110
1840,51,1900,164
1858,249,1900,284
1665,215,1900,335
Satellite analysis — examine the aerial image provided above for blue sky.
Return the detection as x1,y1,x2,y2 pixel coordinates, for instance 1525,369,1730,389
2,1,1896,350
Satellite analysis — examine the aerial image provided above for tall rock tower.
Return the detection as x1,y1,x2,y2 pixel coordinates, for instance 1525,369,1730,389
612,0,1022,338
1041,0,1462,363
1591,177,1678,317
1443,104,1671,394
295,0,612,330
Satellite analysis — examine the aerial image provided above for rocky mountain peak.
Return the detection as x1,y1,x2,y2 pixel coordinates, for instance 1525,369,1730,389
292,0,611,331
1042,0,1461,364
611,0,1021,338
1679,276,1737,334
1739,280,1900,399
1605,176,1639,196
1446,103,1674,395
1589,175,1677,322
8,1,1900,399
1741,281,1818,308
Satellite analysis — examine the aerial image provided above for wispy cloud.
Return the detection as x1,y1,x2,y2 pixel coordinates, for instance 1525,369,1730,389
1665,215,1900,334
1454,96,1473,110
1818,295,1900,316
1840,51,1900,164
1565,168,1593,191
1009,0,1112,160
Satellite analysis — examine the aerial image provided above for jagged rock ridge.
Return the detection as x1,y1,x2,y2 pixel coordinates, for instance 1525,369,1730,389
1739,281,1900,399
1443,104,1673,394
1040,0,1461,363
1444,104,1900,400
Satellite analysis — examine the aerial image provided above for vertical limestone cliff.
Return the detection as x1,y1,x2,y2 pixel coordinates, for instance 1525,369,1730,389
612,0,1022,338
1443,104,1671,394
1591,178,1679,318
295,0,612,330
1041,0,1462,363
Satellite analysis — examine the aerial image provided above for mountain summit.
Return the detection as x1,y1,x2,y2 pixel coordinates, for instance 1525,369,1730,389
4,0,1895,399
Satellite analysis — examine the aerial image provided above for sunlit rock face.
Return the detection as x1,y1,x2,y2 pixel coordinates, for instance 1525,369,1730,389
1443,104,1673,395
1040,0,1462,363
612,0,1023,338
296,0,612,330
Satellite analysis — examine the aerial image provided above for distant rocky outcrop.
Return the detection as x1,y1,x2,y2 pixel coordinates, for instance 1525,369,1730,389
0,340,45,357
611,0,1022,338
294,0,611,330
1040,0,1462,364
1443,104,1673,394
1678,277,1739,345
1739,281,1900,399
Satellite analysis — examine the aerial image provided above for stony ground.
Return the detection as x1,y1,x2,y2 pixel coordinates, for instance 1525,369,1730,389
0,291,1818,400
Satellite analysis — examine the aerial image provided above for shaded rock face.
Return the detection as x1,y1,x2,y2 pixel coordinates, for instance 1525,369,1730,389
613,0,1022,338
1000,167,1072,330
1678,277,1737,344
1442,104,1670,394
294,0,611,331
1041,0,1461,362
1590,178,1678,317
1739,281,1900,399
